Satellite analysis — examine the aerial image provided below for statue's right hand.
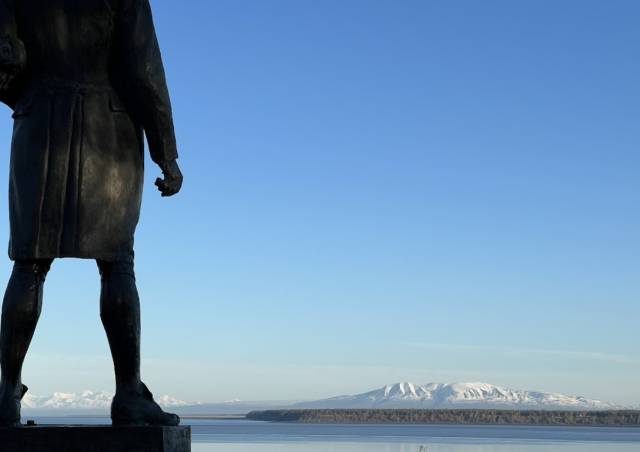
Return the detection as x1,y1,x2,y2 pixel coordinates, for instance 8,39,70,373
0,71,15,92
0,36,26,77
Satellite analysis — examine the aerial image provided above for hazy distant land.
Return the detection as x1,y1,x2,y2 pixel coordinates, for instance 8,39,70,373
246,409,640,426
21,382,636,419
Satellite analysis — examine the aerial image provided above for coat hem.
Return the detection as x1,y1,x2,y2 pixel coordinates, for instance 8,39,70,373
8,250,134,263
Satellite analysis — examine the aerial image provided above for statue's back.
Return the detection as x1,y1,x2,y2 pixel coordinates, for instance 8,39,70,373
14,0,117,84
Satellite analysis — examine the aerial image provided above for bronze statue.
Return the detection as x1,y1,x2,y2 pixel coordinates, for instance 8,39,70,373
0,0,183,426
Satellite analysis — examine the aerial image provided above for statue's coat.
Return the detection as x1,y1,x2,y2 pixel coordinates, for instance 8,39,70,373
3,0,177,261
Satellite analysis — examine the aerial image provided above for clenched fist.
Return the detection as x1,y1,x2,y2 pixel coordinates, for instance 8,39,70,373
155,159,183,197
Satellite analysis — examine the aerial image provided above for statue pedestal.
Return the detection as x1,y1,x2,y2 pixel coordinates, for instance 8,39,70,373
0,425,191,452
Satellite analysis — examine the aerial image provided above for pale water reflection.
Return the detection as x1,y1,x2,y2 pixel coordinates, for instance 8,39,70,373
186,419,640,452
33,417,640,452
193,442,639,452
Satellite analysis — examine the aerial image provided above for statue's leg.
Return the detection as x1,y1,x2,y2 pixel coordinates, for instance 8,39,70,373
0,259,53,425
97,260,141,391
98,259,179,426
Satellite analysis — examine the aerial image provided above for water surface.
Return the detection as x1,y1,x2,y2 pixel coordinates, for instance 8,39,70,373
34,417,640,452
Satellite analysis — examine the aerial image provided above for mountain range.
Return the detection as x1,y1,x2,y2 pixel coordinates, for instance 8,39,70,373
22,390,187,414
21,382,622,414
292,382,620,410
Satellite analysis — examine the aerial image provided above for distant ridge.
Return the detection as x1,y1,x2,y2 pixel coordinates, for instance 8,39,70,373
292,382,620,411
247,409,640,426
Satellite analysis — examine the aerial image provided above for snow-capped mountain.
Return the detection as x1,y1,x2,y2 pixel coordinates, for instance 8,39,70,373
293,382,620,410
17,382,623,414
21,390,187,412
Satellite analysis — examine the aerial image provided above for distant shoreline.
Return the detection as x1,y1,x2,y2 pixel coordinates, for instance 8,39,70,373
245,409,640,426
182,415,246,420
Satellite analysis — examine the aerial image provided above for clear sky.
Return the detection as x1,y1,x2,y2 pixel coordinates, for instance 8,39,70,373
0,0,638,405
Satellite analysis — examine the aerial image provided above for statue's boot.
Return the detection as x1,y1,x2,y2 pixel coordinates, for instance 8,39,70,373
111,382,180,426
0,383,28,427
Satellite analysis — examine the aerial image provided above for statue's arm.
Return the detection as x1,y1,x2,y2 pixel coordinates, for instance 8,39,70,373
113,0,182,196
0,0,26,109
114,0,178,165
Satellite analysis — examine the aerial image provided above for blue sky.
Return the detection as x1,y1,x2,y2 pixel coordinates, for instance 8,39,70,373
0,0,639,405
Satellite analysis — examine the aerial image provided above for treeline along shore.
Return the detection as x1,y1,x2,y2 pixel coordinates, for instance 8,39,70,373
245,409,640,426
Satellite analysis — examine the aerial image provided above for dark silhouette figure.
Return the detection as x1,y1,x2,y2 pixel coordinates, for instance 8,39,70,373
0,0,183,426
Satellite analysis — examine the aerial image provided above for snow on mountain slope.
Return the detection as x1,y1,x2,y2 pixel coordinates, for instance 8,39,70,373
294,382,619,410
22,390,187,411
